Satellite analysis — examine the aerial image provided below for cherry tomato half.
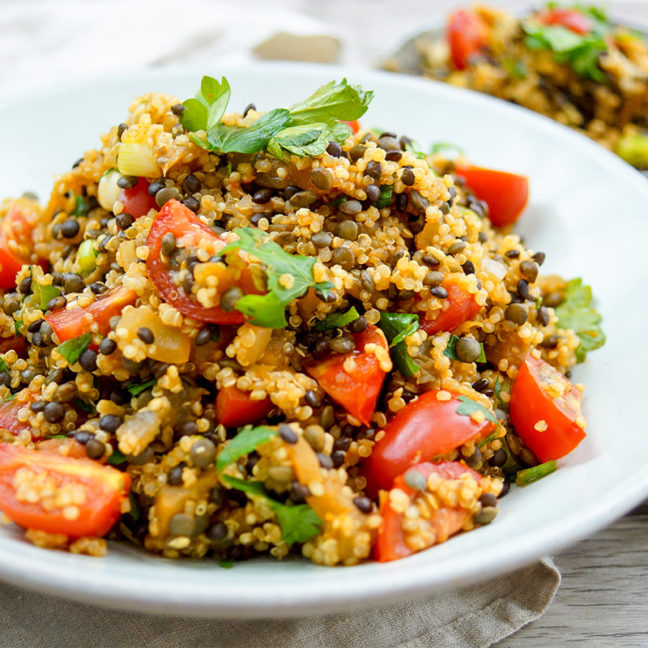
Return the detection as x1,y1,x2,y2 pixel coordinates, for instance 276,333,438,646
0,443,130,537
509,354,586,462
306,325,388,426
215,385,273,428
455,165,529,227
0,391,38,440
0,203,41,291
375,461,482,562
536,8,593,35
118,178,157,220
447,9,490,70
420,274,481,336
363,389,496,495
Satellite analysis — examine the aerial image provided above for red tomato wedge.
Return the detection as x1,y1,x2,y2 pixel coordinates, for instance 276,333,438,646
420,274,481,336
118,177,157,220
0,336,26,357
455,165,529,227
0,391,37,440
215,385,273,428
536,8,593,35
146,200,262,325
341,120,360,134
0,443,130,537
375,461,482,562
45,284,137,342
364,389,496,495
446,9,490,70
0,204,41,291
306,325,388,426
510,354,586,462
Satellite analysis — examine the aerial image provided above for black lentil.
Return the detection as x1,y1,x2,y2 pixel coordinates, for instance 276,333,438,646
43,401,65,422
401,167,415,186
517,279,530,300
331,245,355,269
329,335,355,354
325,141,342,157
430,286,448,298
490,449,507,467
353,497,373,513
168,464,184,486
456,337,482,363
304,390,322,408
348,315,367,333
278,423,298,444
220,286,244,311
182,174,201,194
365,160,382,179
519,260,539,283
47,296,66,311
100,414,122,433
339,199,362,216
462,260,475,275
537,306,550,327
317,452,334,469
337,220,358,241
195,328,211,346
310,168,334,191
312,231,333,248
533,251,546,266
85,438,106,460
180,421,199,436
79,349,98,372
117,175,138,190
505,303,528,325
472,378,489,392
155,186,181,208
505,249,520,259
137,327,154,344
115,212,133,229
190,438,216,468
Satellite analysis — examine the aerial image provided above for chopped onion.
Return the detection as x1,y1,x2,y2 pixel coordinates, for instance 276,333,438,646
117,142,160,178
97,169,121,212
481,257,507,280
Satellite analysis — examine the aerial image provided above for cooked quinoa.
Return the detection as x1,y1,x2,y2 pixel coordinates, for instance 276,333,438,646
385,3,648,170
0,76,603,566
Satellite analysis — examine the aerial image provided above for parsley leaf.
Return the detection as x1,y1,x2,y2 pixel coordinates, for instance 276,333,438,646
289,79,373,124
455,395,498,425
267,123,329,161
56,333,92,364
108,449,126,466
554,278,605,362
522,20,607,81
221,228,334,328
207,108,291,154
74,397,95,414
0,358,9,373
32,282,60,311
222,475,322,544
126,379,156,397
378,312,420,378
444,335,486,363
180,75,231,132
71,194,90,218
13,320,22,336
313,307,359,331
216,425,277,472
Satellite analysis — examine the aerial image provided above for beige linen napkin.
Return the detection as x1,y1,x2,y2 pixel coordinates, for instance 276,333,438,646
0,558,559,648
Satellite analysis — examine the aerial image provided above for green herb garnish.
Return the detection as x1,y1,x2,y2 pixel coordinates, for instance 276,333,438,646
216,425,277,472
32,283,60,311
444,335,486,363
219,560,233,569
181,76,373,161
222,475,322,544
554,278,605,362
313,306,359,331
522,15,608,82
74,397,96,414
516,460,557,486
71,194,90,218
430,141,465,156
56,333,92,364
502,58,528,79
108,449,126,466
378,312,420,378
220,227,333,328
126,379,156,397
127,491,140,521
0,358,9,374
455,395,499,425
377,185,393,208
13,319,22,336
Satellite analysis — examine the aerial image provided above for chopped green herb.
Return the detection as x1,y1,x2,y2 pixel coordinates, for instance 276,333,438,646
403,140,427,159
377,185,393,208
455,395,499,425
444,335,486,363
13,320,22,336
180,76,231,132
378,312,420,378
216,425,277,472
522,20,608,82
493,376,507,411
32,282,60,311
108,449,126,466
219,560,234,569
502,57,528,79
71,194,90,218
430,141,465,156
127,491,140,522
220,228,334,328
1,395,16,402
0,358,9,374
516,460,557,486
56,333,92,364
126,379,156,397
554,278,605,362
45,434,67,440
74,397,95,414
222,475,322,544
313,307,359,331
267,123,329,161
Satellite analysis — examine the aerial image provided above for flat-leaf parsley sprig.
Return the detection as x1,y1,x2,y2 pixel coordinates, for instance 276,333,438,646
180,76,373,161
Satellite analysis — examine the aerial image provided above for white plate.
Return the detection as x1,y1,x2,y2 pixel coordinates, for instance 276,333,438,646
0,63,646,619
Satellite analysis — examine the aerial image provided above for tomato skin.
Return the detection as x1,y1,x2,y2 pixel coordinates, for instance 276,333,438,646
0,336,26,357
45,284,137,342
510,354,586,462
420,274,481,336
0,443,130,537
364,390,496,495
455,165,529,227
341,120,360,134
118,178,157,220
375,461,481,562
146,200,257,325
447,9,490,70
0,391,38,440
215,385,273,428
536,8,592,35
306,325,388,426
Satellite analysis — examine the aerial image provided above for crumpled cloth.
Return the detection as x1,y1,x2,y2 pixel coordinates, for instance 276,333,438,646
0,558,560,648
